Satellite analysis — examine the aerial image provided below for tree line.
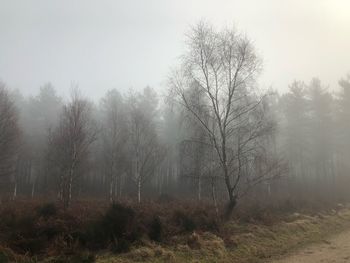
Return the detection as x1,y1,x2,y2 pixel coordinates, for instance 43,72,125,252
0,22,349,212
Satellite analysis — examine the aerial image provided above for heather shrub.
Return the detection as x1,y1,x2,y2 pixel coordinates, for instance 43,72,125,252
2,214,47,255
173,210,196,232
103,203,135,237
148,216,163,242
82,203,139,252
192,209,219,232
157,194,175,203
37,203,57,218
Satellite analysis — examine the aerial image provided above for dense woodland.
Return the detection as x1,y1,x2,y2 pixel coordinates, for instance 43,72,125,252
1,22,350,213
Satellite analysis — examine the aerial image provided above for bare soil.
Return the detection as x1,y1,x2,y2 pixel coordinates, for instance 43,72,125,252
273,229,350,263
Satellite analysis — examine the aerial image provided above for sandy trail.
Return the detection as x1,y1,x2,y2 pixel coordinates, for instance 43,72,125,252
273,229,350,263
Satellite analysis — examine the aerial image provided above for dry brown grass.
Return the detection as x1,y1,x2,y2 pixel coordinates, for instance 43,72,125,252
0,197,349,262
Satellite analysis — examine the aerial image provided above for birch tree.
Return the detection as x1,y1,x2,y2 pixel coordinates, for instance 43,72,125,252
50,89,97,208
127,87,164,203
178,84,210,201
100,89,128,203
170,22,277,214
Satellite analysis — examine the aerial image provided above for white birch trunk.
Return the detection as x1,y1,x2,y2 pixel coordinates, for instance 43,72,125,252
138,177,141,203
31,181,35,198
109,178,113,203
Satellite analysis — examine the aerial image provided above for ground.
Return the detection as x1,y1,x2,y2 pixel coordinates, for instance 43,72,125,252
274,229,350,263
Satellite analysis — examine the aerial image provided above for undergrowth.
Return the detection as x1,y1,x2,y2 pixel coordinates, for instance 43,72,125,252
0,198,348,262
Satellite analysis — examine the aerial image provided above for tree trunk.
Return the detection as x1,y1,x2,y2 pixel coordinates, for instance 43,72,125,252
109,178,113,203
198,176,201,201
221,138,237,217
31,180,35,198
267,182,271,196
68,175,73,207
13,181,17,200
223,164,236,217
137,178,141,203
114,176,118,201
117,174,122,199
211,178,219,219
58,174,64,201
158,171,162,196
64,160,75,209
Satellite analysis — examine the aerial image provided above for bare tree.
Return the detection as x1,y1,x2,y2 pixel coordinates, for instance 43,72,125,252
50,89,97,208
127,87,165,203
26,84,62,198
178,84,211,201
0,84,20,196
170,21,279,214
100,89,128,203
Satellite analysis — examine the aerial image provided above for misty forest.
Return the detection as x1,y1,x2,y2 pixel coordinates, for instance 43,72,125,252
1,21,350,263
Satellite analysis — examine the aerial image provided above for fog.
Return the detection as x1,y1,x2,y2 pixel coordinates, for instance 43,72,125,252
1,17,350,206
1,3,350,261
1,0,349,98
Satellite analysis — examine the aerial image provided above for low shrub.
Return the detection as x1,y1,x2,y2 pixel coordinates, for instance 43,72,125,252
103,203,136,238
111,238,131,253
0,208,17,229
173,210,196,232
157,194,175,203
148,216,163,242
37,203,58,218
82,203,139,252
4,215,47,255
192,209,219,232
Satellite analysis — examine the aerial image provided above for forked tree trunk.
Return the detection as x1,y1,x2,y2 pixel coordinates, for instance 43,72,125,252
226,188,237,217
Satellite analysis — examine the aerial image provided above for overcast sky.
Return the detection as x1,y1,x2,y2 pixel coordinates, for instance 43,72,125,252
0,0,349,99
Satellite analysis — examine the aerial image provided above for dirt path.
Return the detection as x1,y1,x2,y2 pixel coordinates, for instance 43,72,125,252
273,229,350,263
